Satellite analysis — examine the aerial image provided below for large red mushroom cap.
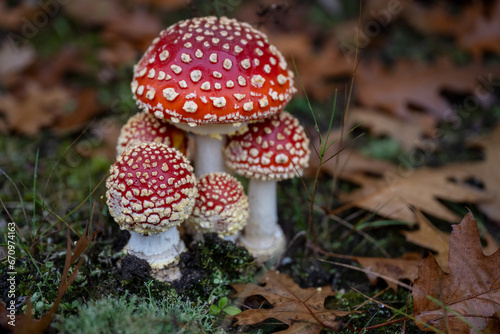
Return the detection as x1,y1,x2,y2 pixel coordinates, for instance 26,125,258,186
106,142,197,234
131,16,295,129
116,112,189,157
187,172,248,237
225,111,310,181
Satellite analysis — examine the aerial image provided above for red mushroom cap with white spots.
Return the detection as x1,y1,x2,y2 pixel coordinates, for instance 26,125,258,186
106,142,197,234
131,16,295,127
187,172,248,237
225,111,310,181
116,112,189,157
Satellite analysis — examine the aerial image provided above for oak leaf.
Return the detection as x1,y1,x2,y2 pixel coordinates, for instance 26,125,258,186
345,108,437,151
412,211,500,332
231,271,351,333
353,252,422,291
339,164,491,223
270,33,353,101
355,60,500,121
402,212,450,272
0,83,70,135
446,125,500,225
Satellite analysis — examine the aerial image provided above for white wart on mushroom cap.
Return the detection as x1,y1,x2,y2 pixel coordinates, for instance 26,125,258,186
131,16,296,134
187,172,248,238
106,142,197,234
225,111,311,181
116,112,189,157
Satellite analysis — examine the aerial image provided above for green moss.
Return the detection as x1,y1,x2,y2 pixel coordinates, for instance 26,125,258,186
53,293,219,334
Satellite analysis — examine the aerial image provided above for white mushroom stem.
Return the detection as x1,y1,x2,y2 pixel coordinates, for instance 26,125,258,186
126,227,185,268
240,179,284,252
172,122,247,177
193,134,226,177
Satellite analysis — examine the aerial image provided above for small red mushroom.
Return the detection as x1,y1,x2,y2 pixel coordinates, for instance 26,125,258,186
106,142,197,281
186,172,248,241
116,112,189,157
131,16,296,176
225,111,310,262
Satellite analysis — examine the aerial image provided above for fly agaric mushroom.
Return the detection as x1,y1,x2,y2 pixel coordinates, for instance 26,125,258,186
186,172,248,241
116,112,189,158
131,16,296,177
225,111,310,262
106,142,197,281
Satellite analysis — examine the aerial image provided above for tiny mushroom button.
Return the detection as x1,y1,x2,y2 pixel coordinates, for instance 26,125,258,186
115,112,188,158
131,16,296,177
106,142,197,281
225,111,310,262
186,172,249,241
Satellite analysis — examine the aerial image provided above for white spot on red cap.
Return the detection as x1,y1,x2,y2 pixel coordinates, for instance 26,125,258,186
241,59,251,69
163,88,179,101
181,53,192,63
201,82,211,90
190,70,202,82
233,93,245,101
183,101,198,113
157,71,166,80
277,74,287,85
211,97,226,108
159,50,169,61
243,102,253,111
171,64,182,74
146,88,156,100
223,59,232,70
251,74,265,88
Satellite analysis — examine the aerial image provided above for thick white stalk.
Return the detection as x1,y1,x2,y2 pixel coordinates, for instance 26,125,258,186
194,134,226,177
241,179,283,251
126,227,185,268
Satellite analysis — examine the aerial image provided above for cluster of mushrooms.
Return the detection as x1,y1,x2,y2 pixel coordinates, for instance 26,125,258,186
105,16,311,281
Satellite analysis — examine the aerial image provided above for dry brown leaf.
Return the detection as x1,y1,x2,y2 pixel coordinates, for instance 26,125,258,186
340,164,491,223
105,9,162,47
63,0,125,27
270,33,353,101
353,252,422,291
458,1,500,59
232,270,352,333
0,1,34,30
447,125,500,224
128,0,187,9
0,83,70,135
345,108,437,151
53,89,103,133
403,2,459,36
412,211,500,332
402,212,450,272
0,42,36,86
355,60,500,121
403,1,500,59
